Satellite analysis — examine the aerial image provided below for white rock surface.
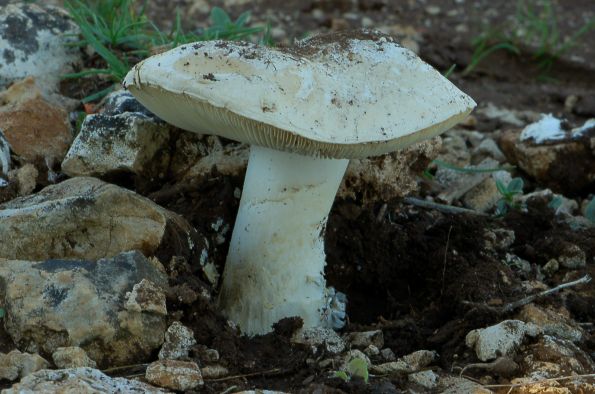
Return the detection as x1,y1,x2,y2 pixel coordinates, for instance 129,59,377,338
158,322,197,360
291,327,346,354
0,350,49,381
408,369,439,389
345,330,384,349
145,359,203,391
466,320,541,362
0,3,81,91
52,347,97,369
0,251,168,367
2,367,166,393
125,278,168,316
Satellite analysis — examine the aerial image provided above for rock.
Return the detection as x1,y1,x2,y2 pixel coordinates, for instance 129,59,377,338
0,350,49,381
380,347,396,362
0,176,203,262
145,359,203,391
124,278,167,315
177,135,249,180
3,367,166,393
0,251,168,367
61,112,171,178
370,360,412,375
291,327,346,354
476,102,539,127
438,376,493,394
0,77,72,167
483,228,516,252
0,3,81,91
463,171,512,212
436,158,501,204
522,335,595,379
465,320,541,361
100,90,160,120
363,344,380,357
557,244,586,269
499,117,595,194
201,364,229,379
408,369,438,389
435,130,471,168
400,350,438,370
518,304,584,343
474,138,507,163
52,347,97,369
158,322,197,360
542,259,559,276
338,138,441,202
344,330,384,349
9,163,38,197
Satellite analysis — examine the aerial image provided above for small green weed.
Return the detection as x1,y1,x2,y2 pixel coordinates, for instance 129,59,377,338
495,177,524,215
462,0,595,78
64,0,269,102
333,358,369,384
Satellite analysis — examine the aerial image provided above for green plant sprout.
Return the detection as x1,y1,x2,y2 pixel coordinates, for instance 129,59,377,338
334,358,369,383
63,0,270,102
495,177,524,215
462,0,594,78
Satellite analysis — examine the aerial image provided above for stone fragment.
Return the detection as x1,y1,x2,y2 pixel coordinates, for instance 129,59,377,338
0,350,49,381
0,129,10,175
344,330,384,349
518,304,583,343
338,350,371,371
500,118,595,194
474,137,507,163
463,171,512,212
291,327,346,354
158,321,197,360
465,320,541,361
408,370,439,389
0,251,168,367
522,335,595,379
380,347,396,362
370,360,412,375
438,376,493,394
557,244,586,269
124,279,167,316
100,90,160,120
0,4,81,90
0,77,72,165
145,359,203,391
0,176,202,262
3,367,166,393
61,112,171,178
52,347,97,369
400,350,438,370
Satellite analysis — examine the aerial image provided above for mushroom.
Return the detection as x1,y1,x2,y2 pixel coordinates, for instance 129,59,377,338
123,30,476,335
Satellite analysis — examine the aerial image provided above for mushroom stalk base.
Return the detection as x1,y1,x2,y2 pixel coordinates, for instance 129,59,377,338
218,145,349,336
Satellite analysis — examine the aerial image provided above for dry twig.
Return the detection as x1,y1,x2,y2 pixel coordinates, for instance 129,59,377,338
462,275,591,314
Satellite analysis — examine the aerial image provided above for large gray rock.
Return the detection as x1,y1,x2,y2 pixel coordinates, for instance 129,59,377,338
0,251,168,367
0,3,81,91
465,320,541,362
0,176,204,262
2,368,167,393
61,112,171,178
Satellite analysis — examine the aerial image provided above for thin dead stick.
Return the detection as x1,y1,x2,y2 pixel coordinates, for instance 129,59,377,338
102,363,149,374
403,197,487,216
463,275,592,314
441,225,453,296
204,368,282,382
481,373,595,389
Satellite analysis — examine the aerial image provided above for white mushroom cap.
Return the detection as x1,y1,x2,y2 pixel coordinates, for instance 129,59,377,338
123,30,475,159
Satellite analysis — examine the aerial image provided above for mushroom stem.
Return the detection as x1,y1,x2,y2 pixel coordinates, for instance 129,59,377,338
218,145,349,335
